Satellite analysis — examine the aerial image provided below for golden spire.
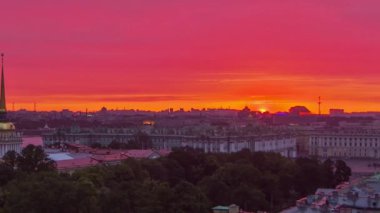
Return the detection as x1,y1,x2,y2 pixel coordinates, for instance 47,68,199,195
0,53,6,113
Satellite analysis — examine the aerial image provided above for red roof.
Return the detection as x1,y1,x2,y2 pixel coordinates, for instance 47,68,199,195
157,149,171,156
90,149,113,155
124,150,159,159
56,154,129,171
56,157,99,171
91,153,129,162
56,149,172,171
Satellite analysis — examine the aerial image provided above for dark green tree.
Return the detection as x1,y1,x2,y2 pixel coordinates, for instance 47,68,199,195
334,160,351,185
171,181,210,213
140,159,168,181
16,145,56,173
4,172,100,213
321,159,335,188
2,150,19,169
0,163,14,186
232,184,269,211
198,176,230,206
294,158,323,196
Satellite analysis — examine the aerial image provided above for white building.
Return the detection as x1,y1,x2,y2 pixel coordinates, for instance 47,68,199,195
163,134,297,158
309,129,380,159
253,136,297,158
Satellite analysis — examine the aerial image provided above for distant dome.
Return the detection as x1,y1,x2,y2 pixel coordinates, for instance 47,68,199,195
100,107,108,112
289,106,311,116
0,122,15,130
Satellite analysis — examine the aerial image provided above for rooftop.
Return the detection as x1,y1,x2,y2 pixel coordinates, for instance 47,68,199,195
49,148,171,171
283,174,380,212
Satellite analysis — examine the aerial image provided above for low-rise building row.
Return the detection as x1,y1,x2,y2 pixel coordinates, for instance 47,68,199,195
283,174,380,212
43,130,297,158
309,130,380,159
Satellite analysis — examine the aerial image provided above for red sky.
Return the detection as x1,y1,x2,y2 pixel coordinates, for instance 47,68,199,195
1,0,380,112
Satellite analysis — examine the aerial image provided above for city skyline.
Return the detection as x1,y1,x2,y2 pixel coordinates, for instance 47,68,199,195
2,1,380,112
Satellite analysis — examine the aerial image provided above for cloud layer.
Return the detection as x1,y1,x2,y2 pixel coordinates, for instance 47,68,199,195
1,0,380,112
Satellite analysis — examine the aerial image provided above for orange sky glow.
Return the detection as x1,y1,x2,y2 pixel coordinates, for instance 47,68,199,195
1,1,380,113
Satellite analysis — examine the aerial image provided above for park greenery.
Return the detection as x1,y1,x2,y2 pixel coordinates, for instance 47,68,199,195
0,145,351,213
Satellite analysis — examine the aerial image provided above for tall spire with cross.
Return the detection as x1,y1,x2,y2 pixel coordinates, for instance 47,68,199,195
0,53,7,120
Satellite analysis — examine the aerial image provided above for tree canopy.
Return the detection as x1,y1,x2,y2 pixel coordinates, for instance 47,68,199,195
0,147,351,212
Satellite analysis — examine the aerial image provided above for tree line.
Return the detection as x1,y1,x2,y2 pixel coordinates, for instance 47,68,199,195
0,145,351,212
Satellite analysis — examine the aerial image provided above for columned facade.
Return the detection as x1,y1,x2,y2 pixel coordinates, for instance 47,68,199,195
309,131,380,159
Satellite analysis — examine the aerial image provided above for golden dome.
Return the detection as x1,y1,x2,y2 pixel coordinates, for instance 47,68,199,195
0,122,15,130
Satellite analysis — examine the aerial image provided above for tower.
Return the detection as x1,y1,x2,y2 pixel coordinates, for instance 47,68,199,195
0,53,22,157
318,96,321,116
0,53,6,121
